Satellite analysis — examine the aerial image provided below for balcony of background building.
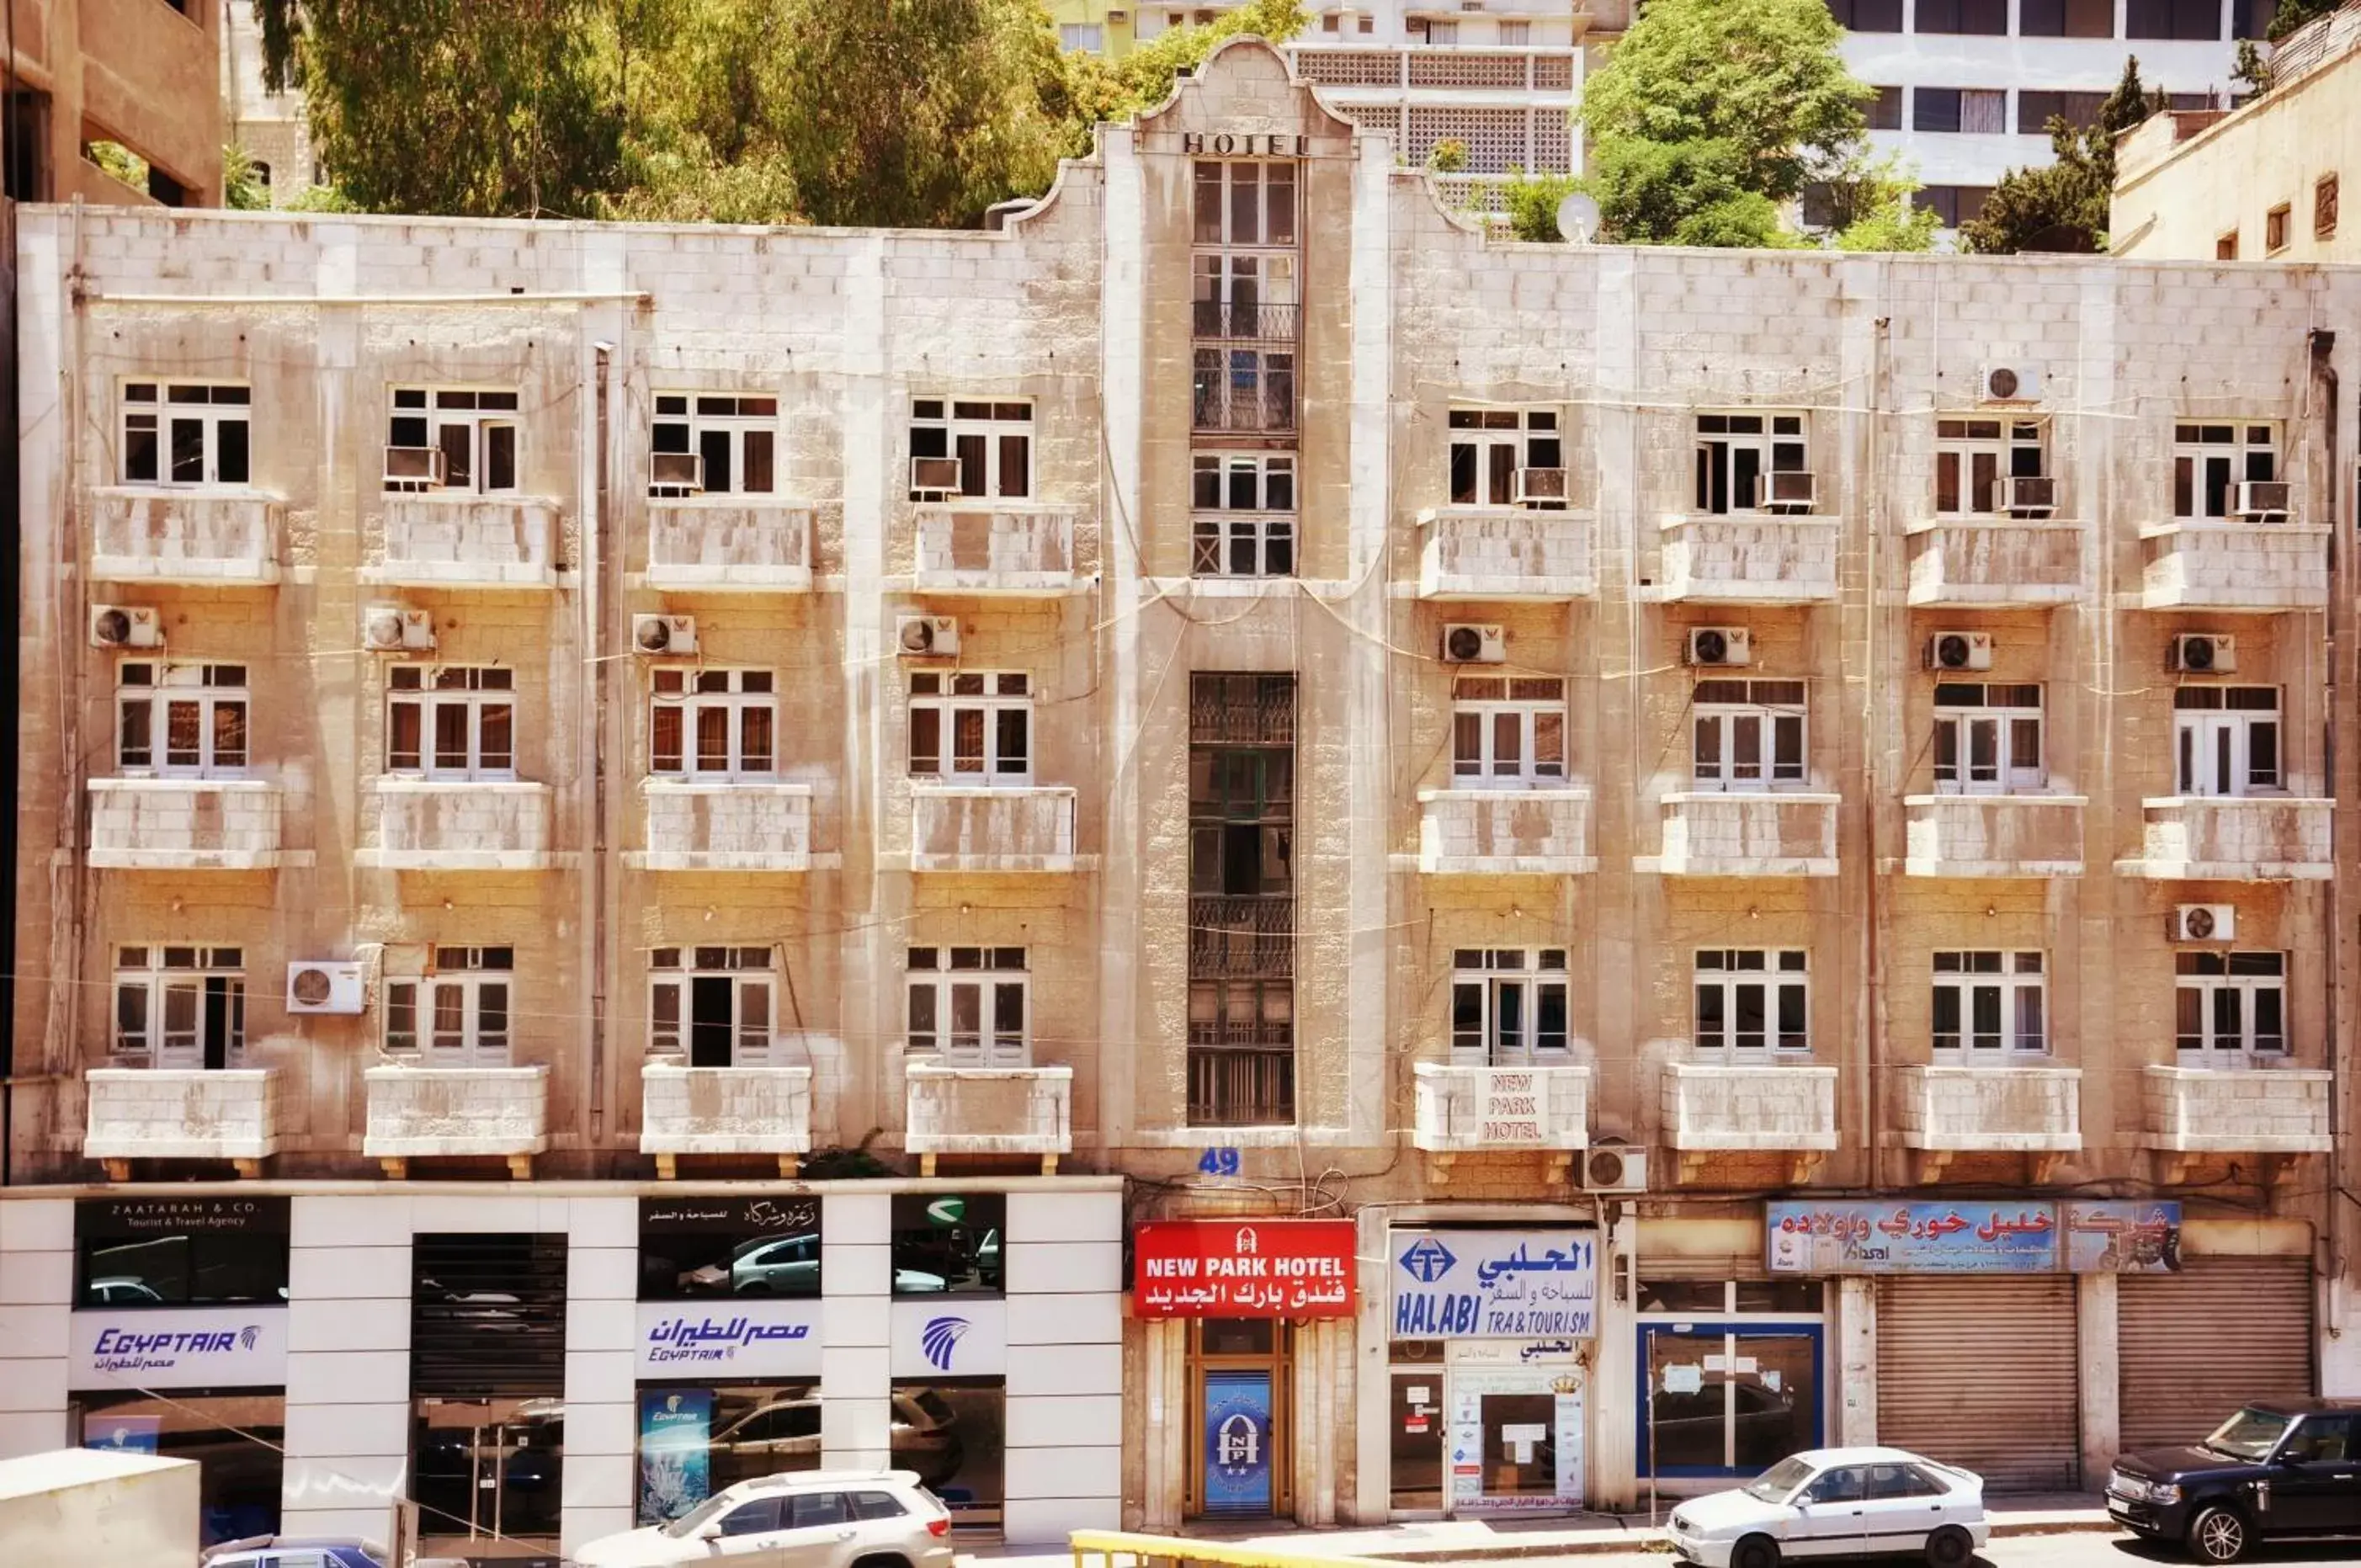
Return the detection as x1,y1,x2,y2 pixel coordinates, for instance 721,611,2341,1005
2142,1063,2333,1183
1654,793,1841,876
904,1062,1071,1175
1661,1060,1838,1181
2139,515,2331,610
912,504,1079,594
1412,1061,1590,1177
1904,516,2083,607
88,779,284,871
90,491,280,585
910,785,1077,873
634,782,813,872
1417,504,1596,600
2119,796,2332,880
1289,46,1581,95
644,496,813,592
640,1061,813,1179
1653,513,1840,603
83,1067,284,1179
364,489,560,589
1418,789,1596,874
363,1063,550,1177
1894,1064,2082,1181
1902,795,2087,878
357,780,555,871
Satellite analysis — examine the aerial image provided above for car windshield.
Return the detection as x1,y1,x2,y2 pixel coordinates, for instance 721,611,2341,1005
1744,1455,1817,1502
2203,1408,2294,1461
663,1491,744,1539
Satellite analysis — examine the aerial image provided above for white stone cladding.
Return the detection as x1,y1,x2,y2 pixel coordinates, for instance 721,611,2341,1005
904,1064,1075,1159
89,491,282,585
360,1065,553,1161
635,780,814,871
1891,1063,2083,1151
1903,517,2084,607
1659,1061,1841,1151
1901,793,2087,878
364,495,560,588
1417,787,1597,873
1411,1061,1592,1151
912,503,1079,592
643,498,814,590
2141,1064,2335,1153
87,778,285,870
356,780,556,870
636,1063,813,1157
2140,518,2334,609
83,1067,285,1161
1417,506,1597,599
2124,795,2335,880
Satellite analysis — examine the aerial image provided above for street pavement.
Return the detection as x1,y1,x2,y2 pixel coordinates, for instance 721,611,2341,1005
1502,1536,2361,1568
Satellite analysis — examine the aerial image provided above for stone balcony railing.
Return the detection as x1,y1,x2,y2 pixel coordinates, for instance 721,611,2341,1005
1895,1065,2082,1171
1903,517,2083,607
90,490,281,586
1417,788,1596,874
1661,1061,1839,1177
88,779,284,871
911,784,1077,873
1412,1062,1591,1155
2120,796,2333,880
636,781,813,872
2138,519,2330,610
358,779,555,871
1415,507,1597,600
1902,794,2087,878
640,1061,814,1177
362,1063,550,1177
912,504,1079,594
83,1067,284,1175
2142,1064,2333,1166
903,1062,1072,1175
1656,792,1841,876
645,498,814,591
363,495,561,589
1654,513,1840,603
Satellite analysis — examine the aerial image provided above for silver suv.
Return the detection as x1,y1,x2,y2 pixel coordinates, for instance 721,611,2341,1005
571,1469,955,1568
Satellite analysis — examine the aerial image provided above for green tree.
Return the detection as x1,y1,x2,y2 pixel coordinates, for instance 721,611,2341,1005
1426,138,1469,174
1493,167,1581,241
1960,56,2162,254
2267,0,2340,41
224,145,272,210
1056,0,1306,147
1816,151,1938,252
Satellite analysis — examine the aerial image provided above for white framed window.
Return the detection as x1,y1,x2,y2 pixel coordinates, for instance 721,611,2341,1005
1449,407,1564,508
2174,685,2280,797
1694,949,1809,1054
385,947,513,1066
1059,21,1104,50
1691,678,1806,790
1932,682,2044,794
1497,19,1530,43
387,387,518,493
907,946,1029,1067
1694,412,1806,513
1193,454,1296,577
909,398,1030,500
1451,949,1569,1063
651,668,776,779
121,380,250,486
909,672,1031,783
649,946,775,1066
651,393,777,496
116,662,249,778
1934,417,2046,515
1193,161,1298,373
2176,951,2286,1058
2172,422,2279,519
111,945,245,1070
1931,951,2046,1055
387,666,516,781
1193,159,1298,251
1451,675,1567,784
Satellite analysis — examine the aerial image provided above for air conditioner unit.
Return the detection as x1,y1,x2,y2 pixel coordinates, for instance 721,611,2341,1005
2170,905,2236,943
650,451,704,495
1980,364,2044,403
897,614,960,657
285,959,365,1015
2173,633,2236,673
88,605,163,649
361,603,436,653
1580,1145,1649,1195
1511,467,1568,508
1992,475,2057,517
1764,470,1817,513
632,614,698,656
1441,623,1507,664
910,456,963,500
382,445,446,490
1687,626,1751,667
2231,480,2291,521
1926,631,1994,672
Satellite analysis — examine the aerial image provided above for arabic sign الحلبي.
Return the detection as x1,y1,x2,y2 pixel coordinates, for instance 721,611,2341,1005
634,1300,823,1378
1391,1229,1598,1339
1132,1220,1359,1319
1766,1200,2183,1275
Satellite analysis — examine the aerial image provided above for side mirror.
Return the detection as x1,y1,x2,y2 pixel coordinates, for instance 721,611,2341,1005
696,1521,725,1542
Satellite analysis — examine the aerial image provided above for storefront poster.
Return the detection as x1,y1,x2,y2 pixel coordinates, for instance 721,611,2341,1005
1768,1200,2183,1275
1447,1366,1585,1513
1133,1220,1357,1318
68,1305,289,1390
635,1300,823,1379
889,1297,1008,1378
1391,1229,1597,1339
639,1195,819,1235
2063,1201,2183,1274
82,1413,161,1454
637,1388,713,1524
1202,1369,1274,1515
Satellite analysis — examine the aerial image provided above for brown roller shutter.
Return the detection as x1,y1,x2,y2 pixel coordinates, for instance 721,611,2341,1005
2119,1257,2313,1454
1878,1276,2079,1491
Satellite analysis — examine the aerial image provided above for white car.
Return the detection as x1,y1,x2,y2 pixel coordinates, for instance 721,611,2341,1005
572,1469,955,1568
1667,1448,1989,1568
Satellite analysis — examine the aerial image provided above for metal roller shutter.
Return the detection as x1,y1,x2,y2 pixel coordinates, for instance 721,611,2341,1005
1878,1276,2079,1491
2119,1257,2313,1454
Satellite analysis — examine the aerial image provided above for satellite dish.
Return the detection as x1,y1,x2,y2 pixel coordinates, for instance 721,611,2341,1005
1554,192,1601,244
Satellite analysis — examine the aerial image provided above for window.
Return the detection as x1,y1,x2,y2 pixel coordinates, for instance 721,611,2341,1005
1497,19,1529,43
2266,203,2291,254
116,662,248,778
76,1197,290,1308
2128,0,2222,37
2237,0,2279,35
112,946,246,1070
2316,175,2340,241
651,668,775,778
1914,0,2006,30
2218,231,2241,261
1449,408,1564,508
2018,90,2109,130
1694,413,1807,513
1193,159,1298,259
909,399,1030,499
1426,19,1459,43
908,671,1031,782
1826,0,1902,29
1932,951,2046,1054
122,381,250,486
1868,87,1904,130
386,387,518,493
2175,685,2281,797
73,1391,284,1544
1932,683,2044,794
3,89,51,202
2173,423,2279,519
1961,90,2007,133
1918,186,1991,227
1914,88,1963,133
1935,417,2046,515
1193,249,1299,338
2020,0,2115,35
1451,949,1569,1063
385,948,513,1066
387,666,515,780
650,947,775,1067
1188,672,1295,1128
1691,678,1807,790
907,947,1029,1066
1694,949,1809,1053
1059,21,1104,49
1192,453,1296,577
2176,951,2287,1056
1193,160,1298,435
651,393,775,496
891,1192,1004,1293
1451,675,1567,784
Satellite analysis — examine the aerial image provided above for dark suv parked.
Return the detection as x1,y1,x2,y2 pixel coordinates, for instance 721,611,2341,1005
2108,1401,2361,1562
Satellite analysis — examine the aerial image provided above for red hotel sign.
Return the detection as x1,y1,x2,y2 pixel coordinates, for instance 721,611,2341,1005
1134,1219,1358,1319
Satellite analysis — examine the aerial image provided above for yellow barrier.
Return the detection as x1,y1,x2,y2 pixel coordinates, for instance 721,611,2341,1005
1069,1528,1402,1568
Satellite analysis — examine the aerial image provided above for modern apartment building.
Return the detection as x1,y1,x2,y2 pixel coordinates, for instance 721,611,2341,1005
2,38,2358,1560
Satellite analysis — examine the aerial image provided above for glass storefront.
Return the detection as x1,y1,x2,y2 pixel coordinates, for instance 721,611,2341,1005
892,1379,1003,1528
73,1390,283,1546
1637,1279,1824,1480
635,1382,822,1525
1387,1340,1446,1514
412,1397,566,1550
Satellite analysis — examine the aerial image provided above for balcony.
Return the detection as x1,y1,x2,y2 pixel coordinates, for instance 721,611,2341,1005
1412,1062,1590,1169
645,498,814,592
1187,1045,1295,1128
358,779,555,871
363,1064,550,1177
1895,1064,2082,1180
635,781,813,872
1903,517,2082,607
910,784,1077,873
1191,307,1296,436
1654,513,1840,603
912,504,1079,594
1902,795,2087,878
903,1062,1071,1175
1655,792,1840,877
1661,1060,1838,1181
87,779,284,871
640,1062,813,1178
2119,796,2332,880
1189,895,1295,979
2138,519,2330,611
2141,1064,2333,1182
1418,788,1596,874
83,1068,284,1177
364,495,561,589
1416,507,1597,600
89,491,281,586
1289,46,1581,94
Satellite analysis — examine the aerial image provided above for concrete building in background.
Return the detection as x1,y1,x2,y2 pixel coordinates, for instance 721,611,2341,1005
218,0,316,208
0,0,223,205
2,36,2358,1562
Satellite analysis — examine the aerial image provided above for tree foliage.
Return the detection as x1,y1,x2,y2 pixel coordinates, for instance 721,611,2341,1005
224,145,273,210
1959,56,2162,254
1814,151,1939,252
1057,0,1305,142
2267,0,2341,41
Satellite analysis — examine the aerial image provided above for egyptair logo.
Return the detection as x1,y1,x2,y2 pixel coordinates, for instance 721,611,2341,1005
920,1316,970,1371
238,1326,262,1351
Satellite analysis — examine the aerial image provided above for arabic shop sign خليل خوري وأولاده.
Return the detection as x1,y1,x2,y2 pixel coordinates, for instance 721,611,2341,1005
1765,1199,2183,1275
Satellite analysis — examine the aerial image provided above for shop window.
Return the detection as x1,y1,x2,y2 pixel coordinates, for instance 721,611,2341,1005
411,1235,567,1558
891,1193,1003,1294
76,1196,289,1307
636,1383,822,1523
1640,1311,1823,1477
110,945,247,1071
2175,951,2288,1057
908,671,1031,782
2173,685,2282,797
117,662,249,778
74,1391,283,1546
121,381,251,487
1691,678,1807,790
2172,422,2279,519
909,398,1031,500
1932,951,2047,1055
638,1196,824,1300
1448,407,1563,508
892,1380,1003,1528
651,392,777,496
650,947,777,1067
386,387,518,493
650,668,776,778
1932,683,2045,794
386,666,516,780
1451,676,1566,784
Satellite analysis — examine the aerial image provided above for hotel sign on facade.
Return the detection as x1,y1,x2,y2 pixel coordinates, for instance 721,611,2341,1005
1133,1219,1357,1317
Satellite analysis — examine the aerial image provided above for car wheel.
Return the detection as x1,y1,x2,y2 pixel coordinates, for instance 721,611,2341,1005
1925,1524,1975,1568
2188,1505,2249,1565
1732,1533,1781,1568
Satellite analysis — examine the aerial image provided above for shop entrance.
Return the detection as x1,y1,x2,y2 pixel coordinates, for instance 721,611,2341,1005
413,1397,566,1555
1188,1318,1293,1519
1444,1350,1585,1516
1636,1278,1825,1484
